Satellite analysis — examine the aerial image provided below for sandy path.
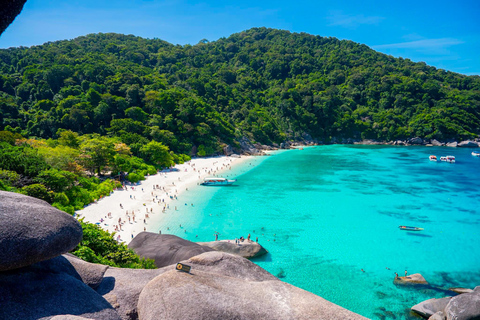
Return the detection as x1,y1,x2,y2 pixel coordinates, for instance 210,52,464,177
75,155,251,244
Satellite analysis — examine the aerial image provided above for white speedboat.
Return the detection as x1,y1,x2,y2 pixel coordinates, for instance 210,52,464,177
441,155,455,163
200,177,236,186
429,155,437,161
472,152,480,157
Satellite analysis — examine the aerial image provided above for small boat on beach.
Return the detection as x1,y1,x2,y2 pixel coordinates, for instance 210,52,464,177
429,155,437,161
472,152,480,157
200,177,237,186
399,226,424,231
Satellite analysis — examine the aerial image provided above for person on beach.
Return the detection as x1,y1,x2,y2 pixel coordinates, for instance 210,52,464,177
395,272,399,279
247,233,251,241
405,270,408,277
256,237,258,243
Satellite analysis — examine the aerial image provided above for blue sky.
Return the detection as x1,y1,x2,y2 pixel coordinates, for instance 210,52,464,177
0,0,479,75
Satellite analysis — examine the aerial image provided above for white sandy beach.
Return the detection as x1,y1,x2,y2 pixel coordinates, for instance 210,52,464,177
75,155,252,244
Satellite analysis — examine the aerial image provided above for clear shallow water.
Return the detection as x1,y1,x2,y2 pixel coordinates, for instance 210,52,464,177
157,146,480,319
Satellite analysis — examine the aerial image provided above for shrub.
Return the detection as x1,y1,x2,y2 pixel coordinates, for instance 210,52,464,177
22,184,54,203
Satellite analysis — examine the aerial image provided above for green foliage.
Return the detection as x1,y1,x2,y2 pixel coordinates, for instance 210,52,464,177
73,220,156,268
22,183,54,203
35,168,76,192
139,141,173,167
1,28,479,149
0,169,20,186
0,142,49,177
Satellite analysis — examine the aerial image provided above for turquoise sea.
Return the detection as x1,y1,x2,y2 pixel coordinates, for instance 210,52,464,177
157,145,480,319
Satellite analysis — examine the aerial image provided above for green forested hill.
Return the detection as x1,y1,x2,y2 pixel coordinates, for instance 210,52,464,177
1,27,480,155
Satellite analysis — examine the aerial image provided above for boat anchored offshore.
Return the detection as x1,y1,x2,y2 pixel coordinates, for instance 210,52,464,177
399,226,424,231
200,177,237,186
472,152,480,157
429,155,437,161
440,155,455,163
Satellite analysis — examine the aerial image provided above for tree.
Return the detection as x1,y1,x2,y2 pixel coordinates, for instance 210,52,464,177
58,129,80,148
79,135,116,175
139,141,173,167
35,168,76,192
22,184,54,203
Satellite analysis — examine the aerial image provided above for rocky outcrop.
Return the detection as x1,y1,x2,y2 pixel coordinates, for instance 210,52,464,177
448,287,474,294
238,136,262,154
444,286,480,320
184,251,277,281
96,267,166,320
137,252,367,320
197,240,268,258
0,191,83,271
408,137,425,145
429,311,446,320
127,232,214,268
223,144,234,156
0,0,27,35
394,273,428,285
458,140,479,148
446,141,458,147
0,257,121,320
411,297,451,318
431,139,444,146
63,254,109,289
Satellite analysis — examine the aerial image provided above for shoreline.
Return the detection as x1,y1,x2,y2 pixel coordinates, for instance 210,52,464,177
75,155,254,244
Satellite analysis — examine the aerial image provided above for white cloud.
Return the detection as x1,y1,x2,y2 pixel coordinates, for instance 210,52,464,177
327,11,385,28
373,38,464,50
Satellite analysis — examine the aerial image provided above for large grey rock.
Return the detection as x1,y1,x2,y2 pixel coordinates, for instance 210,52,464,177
446,141,458,147
449,287,474,295
0,191,83,271
429,311,446,320
411,297,451,318
128,232,214,268
137,268,367,320
445,286,480,320
180,251,277,281
15,254,105,289
394,273,428,285
409,137,424,145
197,240,268,258
223,144,234,156
458,140,479,148
0,262,120,320
431,139,444,146
64,254,109,289
96,267,166,320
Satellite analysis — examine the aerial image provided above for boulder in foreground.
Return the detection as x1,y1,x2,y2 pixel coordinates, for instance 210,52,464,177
0,257,120,320
411,297,451,318
444,286,480,320
0,191,83,271
197,239,268,258
128,232,214,268
137,252,367,320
